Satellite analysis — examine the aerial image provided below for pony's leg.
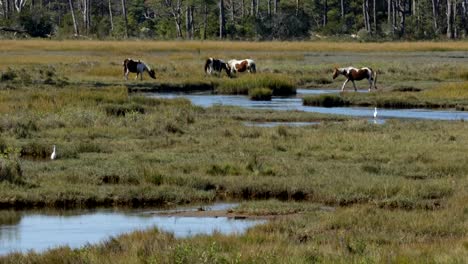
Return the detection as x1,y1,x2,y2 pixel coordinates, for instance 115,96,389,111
341,79,349,91
368,78,373,92
352,81,357,91
125,70,129,80
135,73,139,80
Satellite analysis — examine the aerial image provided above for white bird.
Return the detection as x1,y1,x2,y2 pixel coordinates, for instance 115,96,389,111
373,107,378,119
51,145,56,160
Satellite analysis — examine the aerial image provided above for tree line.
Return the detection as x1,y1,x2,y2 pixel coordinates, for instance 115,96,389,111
0,0,467,40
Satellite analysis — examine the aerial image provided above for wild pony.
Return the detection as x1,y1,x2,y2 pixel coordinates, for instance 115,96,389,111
123,58,156,80
204,58,231,77
332,66,377,92
227,59,256,75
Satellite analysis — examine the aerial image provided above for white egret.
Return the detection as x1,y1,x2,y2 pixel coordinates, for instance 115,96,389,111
373,107,378,119
51,145,56,160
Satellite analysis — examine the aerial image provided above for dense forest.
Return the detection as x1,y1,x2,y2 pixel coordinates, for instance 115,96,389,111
0,0,467,40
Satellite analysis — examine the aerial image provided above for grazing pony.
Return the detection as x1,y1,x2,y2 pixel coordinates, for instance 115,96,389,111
204,58,231,77
332,66,377,92
123,58,156,80
228,59,256,75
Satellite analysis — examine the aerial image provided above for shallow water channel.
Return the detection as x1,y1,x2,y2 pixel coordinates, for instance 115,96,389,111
0,203,263,255
146,89,468,121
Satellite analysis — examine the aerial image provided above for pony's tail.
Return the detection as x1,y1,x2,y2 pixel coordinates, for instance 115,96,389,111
372,69,378,89
204,58,211,74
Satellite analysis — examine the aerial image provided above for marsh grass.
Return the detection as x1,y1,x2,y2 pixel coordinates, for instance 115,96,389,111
249,88,273,101
2,40,468,52
304,82,468,109
0,156,23,185
0,40,468,262
216,74,295,96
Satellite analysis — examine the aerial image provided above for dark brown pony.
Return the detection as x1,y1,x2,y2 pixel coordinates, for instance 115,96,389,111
204,58,231,77
123,58,156,80
333,66,377,91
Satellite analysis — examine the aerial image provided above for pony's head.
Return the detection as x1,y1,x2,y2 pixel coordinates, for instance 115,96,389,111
148,69,156,79
332,67,340,79
204,58,212,74
224,63,232,77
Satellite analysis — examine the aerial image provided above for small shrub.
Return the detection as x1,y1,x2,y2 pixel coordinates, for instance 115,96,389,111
207,164,240,176
303,94,349,107
217,74,295,96
0,157,23,185
103,103,145,117
13,120,38,139
20,142,49,158
249,88,272,101
1,68,18,81
164,122,184,134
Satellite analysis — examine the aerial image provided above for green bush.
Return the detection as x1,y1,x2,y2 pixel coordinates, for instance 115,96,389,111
217,74,295,96
303,94,349,107
249,88,272,101
19,9,54,38
103,103,146,116
0,157,23,185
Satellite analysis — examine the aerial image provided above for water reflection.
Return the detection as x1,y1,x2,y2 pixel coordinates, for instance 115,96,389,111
0,204,263,255
145,89,468,121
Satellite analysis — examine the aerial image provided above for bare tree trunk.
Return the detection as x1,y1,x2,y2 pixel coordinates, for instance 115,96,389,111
295,0,298,16
392,0,396,35
241,0,244,17
108,0,114,32
203,2,207,39
80,0,90,35
69,0,79,36
251,0,256,17
230,0,234,21
190,5,194,38
398,0,406,37
165,0,183,38
363,0,370,32
388,0,391,24
453,0,458,38
267,0,271,16
447,0,453,38
1,0,7,18
274,0,278,14
462,0,467,36
121,0,128,38
432,0,438,32
373,0,376,33
14,0,27,13
219,0,225,39
341,0,344,18
186,5,190,39
323,0,327,26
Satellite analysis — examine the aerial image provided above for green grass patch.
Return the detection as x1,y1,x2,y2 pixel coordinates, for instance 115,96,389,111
249,88,272,101
216,74,295,96
303,94,350,107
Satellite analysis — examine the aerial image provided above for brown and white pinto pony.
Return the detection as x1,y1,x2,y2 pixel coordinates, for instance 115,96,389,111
227,59,256,75
204,58,231,77
123,58,156,81
332,66,377,92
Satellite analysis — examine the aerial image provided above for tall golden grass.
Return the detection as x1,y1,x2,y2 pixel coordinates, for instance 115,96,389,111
2,40,468,52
